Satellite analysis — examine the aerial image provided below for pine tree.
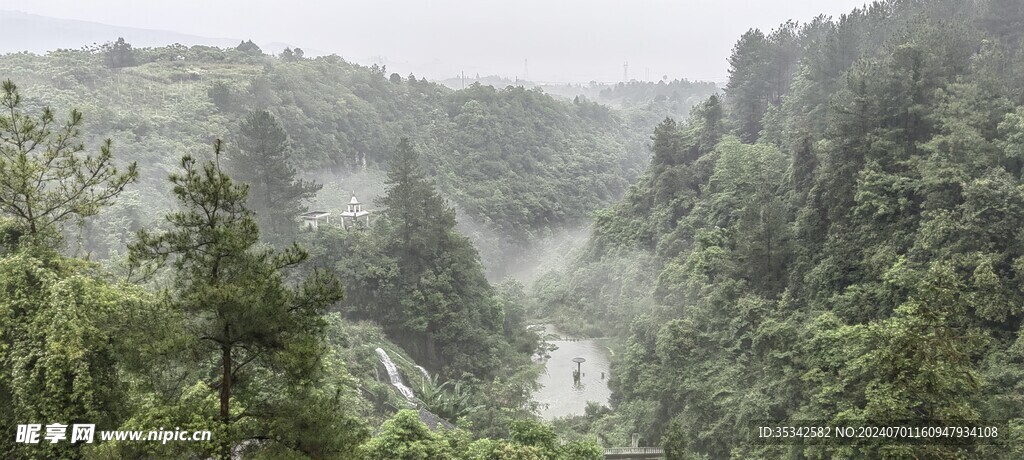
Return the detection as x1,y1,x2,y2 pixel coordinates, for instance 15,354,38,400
726,29,770,143
235,40,263,55
373,139,506,377
129,141,342,458
232,110,321,238
377,138,449,266
103,37,136,69
0,84,145,459
0,80,137,247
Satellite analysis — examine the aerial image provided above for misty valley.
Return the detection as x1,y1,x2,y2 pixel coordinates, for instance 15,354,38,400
2,0,1024,459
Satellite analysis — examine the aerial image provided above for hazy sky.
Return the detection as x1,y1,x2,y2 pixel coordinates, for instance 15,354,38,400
0,0,869,83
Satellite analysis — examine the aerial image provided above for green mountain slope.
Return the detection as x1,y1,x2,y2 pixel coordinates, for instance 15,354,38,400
0,45,648,276
535,0,1024,457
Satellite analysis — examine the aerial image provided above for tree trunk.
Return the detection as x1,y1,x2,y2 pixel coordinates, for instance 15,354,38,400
220,326,232,459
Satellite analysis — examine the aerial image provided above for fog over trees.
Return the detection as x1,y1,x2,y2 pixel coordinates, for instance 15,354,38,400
2,0,1024,459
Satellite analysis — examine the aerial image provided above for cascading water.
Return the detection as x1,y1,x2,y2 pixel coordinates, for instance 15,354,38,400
375,347,416,400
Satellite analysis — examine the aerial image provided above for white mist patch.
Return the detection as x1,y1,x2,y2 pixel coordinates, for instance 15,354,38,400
306,168,388,214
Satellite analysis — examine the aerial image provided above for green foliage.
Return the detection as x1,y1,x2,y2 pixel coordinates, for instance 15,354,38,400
530,97,727,335
230,109,321,239
127,142,346,458
361,410,452,460
534,1,1024,458
417,375,482,422
494,278,539,355
725,22,799,142
0,81,381,460
457,365,543,440
0,79,137,246
102,37,136,69
0,252,154,459
235,40,263,56
279,47,305,63
437,84,646,272
361,411,602,460
805,261,985,458
9,1,1024,457
0,44,646,274
303,139,526,380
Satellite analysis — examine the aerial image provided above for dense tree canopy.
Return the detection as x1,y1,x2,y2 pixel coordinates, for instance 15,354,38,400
303,139,522,379
8,0,1024,458
534,0,1024,458
230,109,321,239
0,46,654,276
128,143,347,458
0,79,137,246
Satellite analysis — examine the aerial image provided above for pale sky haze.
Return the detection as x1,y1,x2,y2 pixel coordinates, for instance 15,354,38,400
0,0,870,83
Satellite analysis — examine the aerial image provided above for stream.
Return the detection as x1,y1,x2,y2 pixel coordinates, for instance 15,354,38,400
532,325,612,420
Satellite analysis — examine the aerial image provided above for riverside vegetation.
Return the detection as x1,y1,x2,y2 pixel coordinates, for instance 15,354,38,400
3,0,1024,459
531,0,1024,458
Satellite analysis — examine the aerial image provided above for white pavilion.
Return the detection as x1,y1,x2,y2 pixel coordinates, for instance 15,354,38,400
340,193,371,229
299,210,330,230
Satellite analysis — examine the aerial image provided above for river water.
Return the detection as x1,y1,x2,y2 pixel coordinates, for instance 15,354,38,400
533,325,612,420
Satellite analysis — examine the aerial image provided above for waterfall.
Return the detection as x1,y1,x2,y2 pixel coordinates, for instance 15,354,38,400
375,347,416,400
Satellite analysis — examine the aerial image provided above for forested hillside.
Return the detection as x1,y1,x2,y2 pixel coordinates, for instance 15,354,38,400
536,0,1024,457
442,76,720,147
8,0,1024,458
0,72,601,457
0,44,648,276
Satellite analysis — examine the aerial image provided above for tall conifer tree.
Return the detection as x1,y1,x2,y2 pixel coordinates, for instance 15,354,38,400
232,110,320,239
129,141,342,458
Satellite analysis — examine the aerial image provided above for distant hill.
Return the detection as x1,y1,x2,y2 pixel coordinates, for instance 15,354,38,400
0,46,651,278
0,10,322,56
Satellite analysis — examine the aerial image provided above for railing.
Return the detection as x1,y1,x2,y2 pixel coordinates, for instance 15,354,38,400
604,447,664,454
604,446,665,459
